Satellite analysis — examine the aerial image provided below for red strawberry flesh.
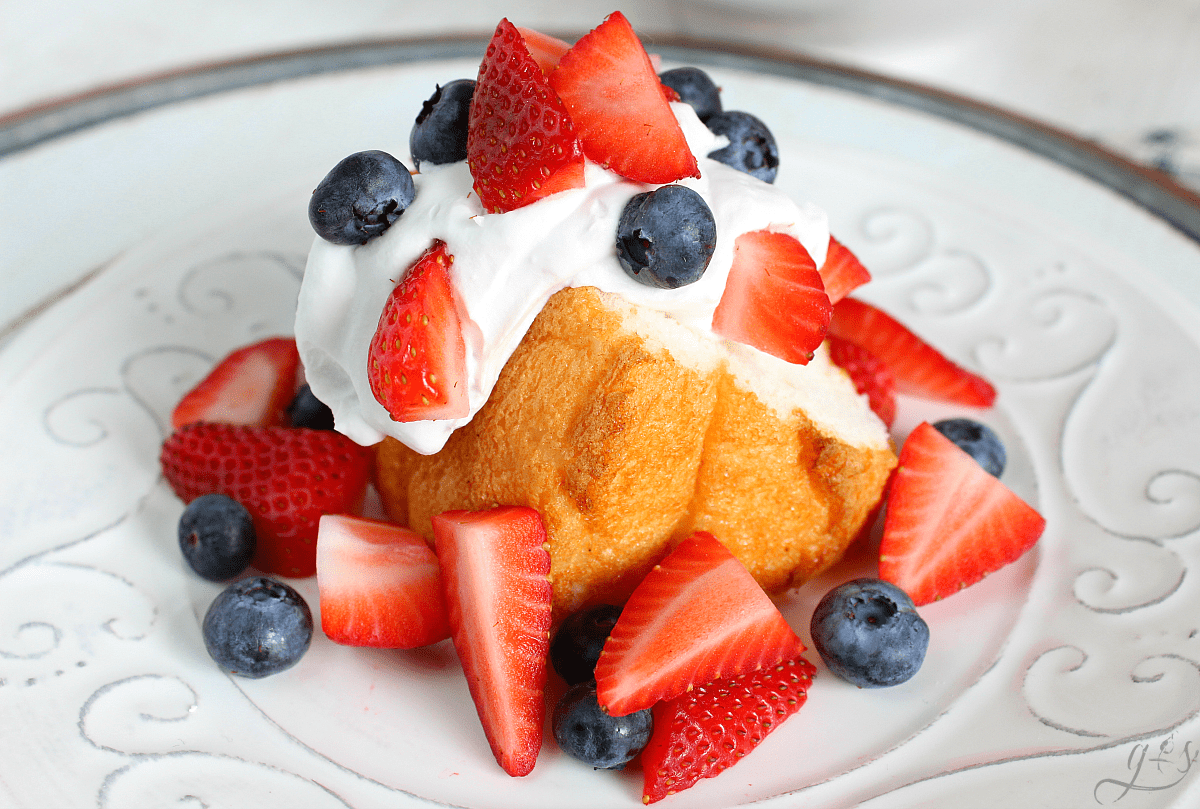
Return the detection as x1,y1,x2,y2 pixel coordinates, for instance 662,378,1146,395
819,236,872,304
171,336,300,429
432,506,552,777
828,334,897,427
880,422,1045,605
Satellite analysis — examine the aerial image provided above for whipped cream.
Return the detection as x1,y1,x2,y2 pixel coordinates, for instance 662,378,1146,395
295,104,831,454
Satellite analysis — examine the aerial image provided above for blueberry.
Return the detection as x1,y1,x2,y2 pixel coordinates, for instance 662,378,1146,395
616,185,716,289
553,681,653,769
551,604,621,685
810,578,929,688
286,384,335,431
409,79,475,170
202,576,313,678
309,150,415,245
933,418,1007,477
178,493,256,581
705,111,779,183
658,67,722,121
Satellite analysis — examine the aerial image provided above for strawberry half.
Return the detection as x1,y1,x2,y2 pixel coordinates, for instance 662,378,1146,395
367,240,468,423
829,297,996,407
316,514,450,648
432,506,553,777
549,11,699,184
594,531,805,717
171,336,300,430
880,422,1046,605
828,335,897,427
517,26,570,74
641,655,817,803
160,423,373,577
711,229,832,365
467,19,585,213
819,236,872,304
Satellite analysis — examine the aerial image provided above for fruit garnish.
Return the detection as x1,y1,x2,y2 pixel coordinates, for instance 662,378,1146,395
202,576,313,679
549,11,700,184
828,334,897,428
819,236,872,303
658,66,722,121
170,336,300,430
308,150,416,245
431,506,553,777
809,578,928,688
711,229,832,365
594,531,805,717
640,655,816,803
552,681,652,770
932,417,1007,477
316,514,451,648
286,383,335,430
550,603,622,686
367,240,469,423
177,493,256,582
410,79,475,170
616,184,716,289
829,297,997,407
879,422,1046,605
467,19,585,213
704,110,779,184
516,26,571,74
160,422,373,577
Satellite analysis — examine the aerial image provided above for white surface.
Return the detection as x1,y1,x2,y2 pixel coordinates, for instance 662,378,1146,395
2,55,1200,808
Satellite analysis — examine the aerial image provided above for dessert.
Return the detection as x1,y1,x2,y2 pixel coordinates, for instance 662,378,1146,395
296,13,897,616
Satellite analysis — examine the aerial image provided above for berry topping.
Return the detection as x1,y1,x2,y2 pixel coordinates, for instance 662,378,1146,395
367,240,468,423
409,79,475,170
880,422,1046,605
809,578,929,688
160,423,374,577
828,335,897,428
658,66,722,121
202,576,313,678
641,656,816,803
829,297,997,407
705,110,779,183
316,514,450,648
177,493,256,581
309,150,416,245
432,506,553,777
549,12,700,184
711,229,832,365
286,383,335,431
171,336,300,430
552,681,653,770
550,603,622,685
467,19,585,213
819,236,872,304
594,531,805,717
933,417,1007,477
615,184,716,289
516,26,571,74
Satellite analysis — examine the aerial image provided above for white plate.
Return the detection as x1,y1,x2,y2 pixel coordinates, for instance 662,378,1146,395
3,40,1200,809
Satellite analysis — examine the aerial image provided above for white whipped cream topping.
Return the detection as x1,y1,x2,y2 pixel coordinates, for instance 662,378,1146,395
295,104,831,454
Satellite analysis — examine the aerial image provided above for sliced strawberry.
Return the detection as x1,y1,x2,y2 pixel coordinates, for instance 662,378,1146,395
432,506,552,777
316,514,450,648
594,531,805,717
880,422,1045,605
641,655,816,803
516,26,570,74
828,335,896,427
819,236,872,304
829,297,996,407
171,336,300,430
549,11,699,184
467,19,585,213
367,240,468,423
711,229,832,365
160,423,373,577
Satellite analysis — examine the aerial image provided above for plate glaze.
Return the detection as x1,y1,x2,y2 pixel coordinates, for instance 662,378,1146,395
2,41,1200,809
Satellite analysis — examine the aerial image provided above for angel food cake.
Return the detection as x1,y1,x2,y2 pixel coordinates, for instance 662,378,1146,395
294,15,897,615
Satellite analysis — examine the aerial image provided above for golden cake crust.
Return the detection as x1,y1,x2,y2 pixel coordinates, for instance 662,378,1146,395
375,286,896,616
